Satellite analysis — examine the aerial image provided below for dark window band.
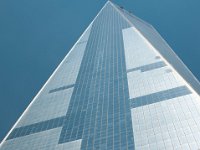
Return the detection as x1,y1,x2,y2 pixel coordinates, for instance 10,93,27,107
127,61,166,73
7,116,66,140
130,86,192,108
49,84,75,93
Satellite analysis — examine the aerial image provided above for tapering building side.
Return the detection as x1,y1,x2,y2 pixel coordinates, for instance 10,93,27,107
1,1,200,150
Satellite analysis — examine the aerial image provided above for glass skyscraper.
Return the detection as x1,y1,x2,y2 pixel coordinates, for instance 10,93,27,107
1,1,200,150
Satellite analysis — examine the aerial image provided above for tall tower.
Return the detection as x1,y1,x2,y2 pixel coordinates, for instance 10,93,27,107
1,1,200,150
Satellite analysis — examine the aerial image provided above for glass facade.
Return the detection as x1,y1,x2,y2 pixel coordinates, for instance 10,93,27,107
1,1,200,150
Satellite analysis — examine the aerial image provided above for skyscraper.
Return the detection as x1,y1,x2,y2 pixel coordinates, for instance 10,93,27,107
1,1,200,149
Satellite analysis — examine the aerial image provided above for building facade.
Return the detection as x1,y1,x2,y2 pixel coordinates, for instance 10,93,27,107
1,1,200,150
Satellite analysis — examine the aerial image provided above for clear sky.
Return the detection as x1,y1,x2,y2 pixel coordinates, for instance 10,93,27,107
0,0,199,142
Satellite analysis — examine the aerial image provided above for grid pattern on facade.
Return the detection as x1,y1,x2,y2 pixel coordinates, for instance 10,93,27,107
121,10,200,149
58,3,135,150
14,26,92,128
2,128,62,150
131,94,200,149
118,4,200,95
16,87,74,128
123,27,186,100
56,139,82,150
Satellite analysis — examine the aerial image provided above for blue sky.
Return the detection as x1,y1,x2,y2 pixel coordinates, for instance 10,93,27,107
0,0,199,142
